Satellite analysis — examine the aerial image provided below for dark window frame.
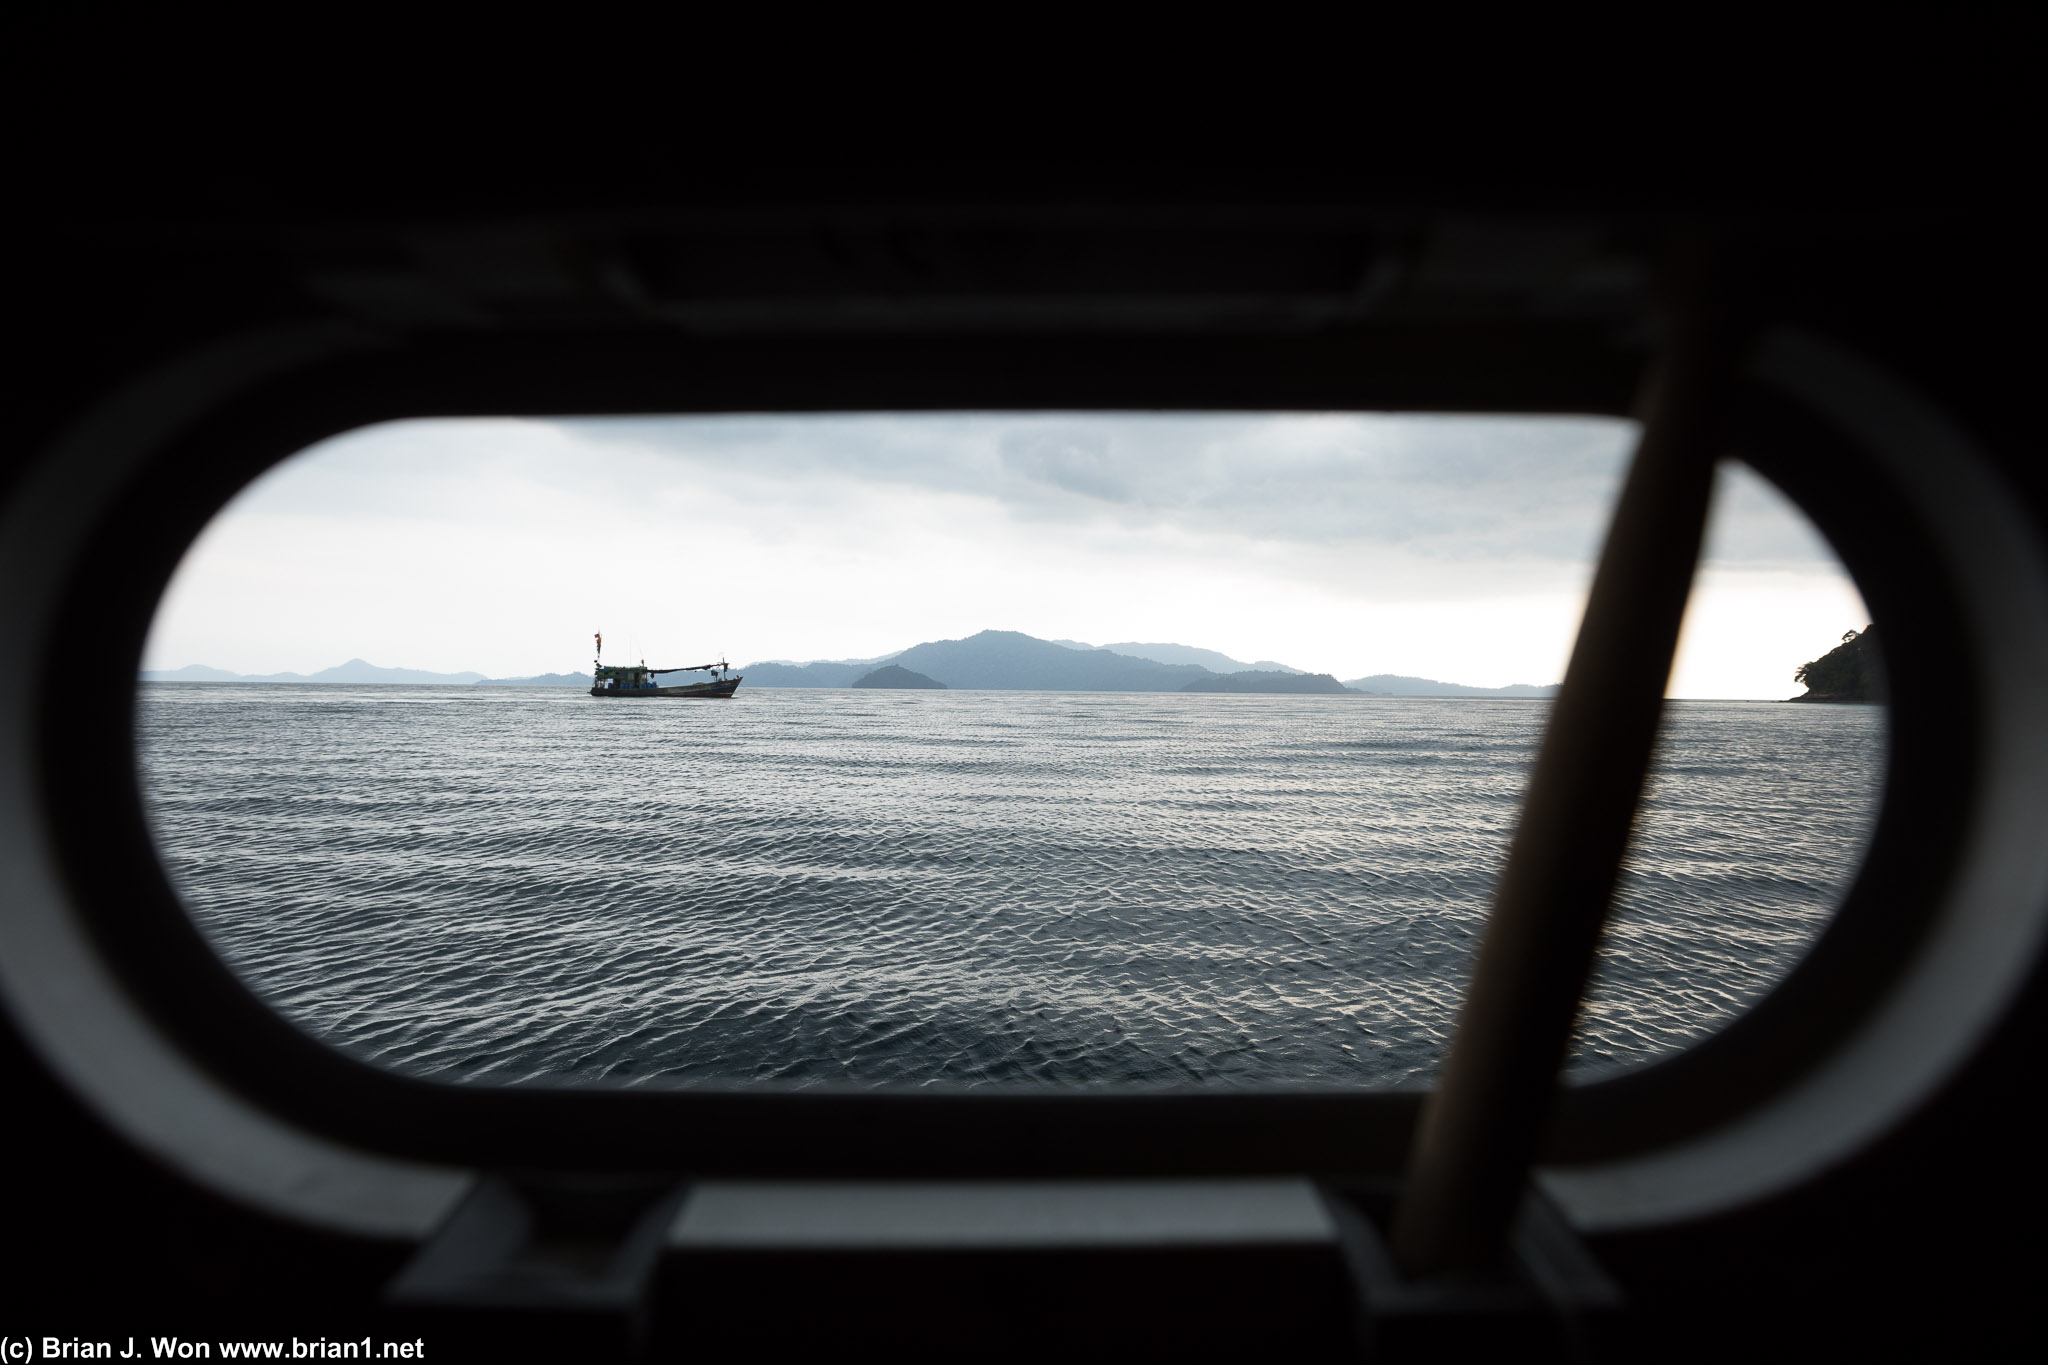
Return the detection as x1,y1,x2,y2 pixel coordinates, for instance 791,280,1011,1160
46,325,1970,1175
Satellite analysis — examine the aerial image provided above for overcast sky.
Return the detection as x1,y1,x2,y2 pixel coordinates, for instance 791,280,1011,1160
144,413,1868,698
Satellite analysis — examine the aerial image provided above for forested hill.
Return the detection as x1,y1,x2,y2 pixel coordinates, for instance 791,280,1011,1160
1792,626,1884,702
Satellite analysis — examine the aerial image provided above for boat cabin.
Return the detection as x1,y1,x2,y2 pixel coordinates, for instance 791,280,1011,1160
593,663,656,693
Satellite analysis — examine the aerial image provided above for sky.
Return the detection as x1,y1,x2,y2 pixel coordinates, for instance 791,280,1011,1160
144,413,1869,698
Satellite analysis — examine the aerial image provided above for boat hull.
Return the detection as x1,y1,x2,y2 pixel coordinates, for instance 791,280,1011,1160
589,677,742,699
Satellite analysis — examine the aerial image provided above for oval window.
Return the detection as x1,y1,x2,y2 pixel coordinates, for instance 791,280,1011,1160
136,414,1881,1087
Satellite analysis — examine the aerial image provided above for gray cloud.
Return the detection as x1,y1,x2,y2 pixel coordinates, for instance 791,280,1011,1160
245,413,1842,579
553,413,1651,565
997,427,1131,502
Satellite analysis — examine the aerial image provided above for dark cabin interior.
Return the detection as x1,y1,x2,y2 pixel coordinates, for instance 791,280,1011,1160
6,40,2043,1360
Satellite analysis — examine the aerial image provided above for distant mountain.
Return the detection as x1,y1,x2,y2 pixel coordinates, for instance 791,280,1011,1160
142,664,248,682
743,635,1557,695
891,630,1211,691
1097,642,1306,674
851,665,946,690
747,632,1210,691
1341,674,1559,698
1182,670,1351,694
143,658,487,685
476,672,592,687
143,643,1554,698
740,660,871,688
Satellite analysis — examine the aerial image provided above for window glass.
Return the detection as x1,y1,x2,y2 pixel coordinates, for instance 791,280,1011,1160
138,415,1881,1086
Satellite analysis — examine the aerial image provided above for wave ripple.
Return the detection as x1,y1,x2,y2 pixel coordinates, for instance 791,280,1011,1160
137,686,1883,1088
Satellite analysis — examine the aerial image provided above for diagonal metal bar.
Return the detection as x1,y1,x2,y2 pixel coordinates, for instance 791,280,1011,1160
1390,251,1731,1278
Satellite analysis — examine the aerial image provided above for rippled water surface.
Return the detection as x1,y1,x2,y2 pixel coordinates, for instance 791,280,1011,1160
138,686,1884,1087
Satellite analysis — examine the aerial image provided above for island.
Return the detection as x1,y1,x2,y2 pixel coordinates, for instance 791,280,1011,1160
851,665,947,690
1180,670,1352,694
1790,626,1884,702
1340,673,1557,698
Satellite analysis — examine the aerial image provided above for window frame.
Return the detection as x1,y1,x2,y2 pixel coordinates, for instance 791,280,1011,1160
6,319,2024,1209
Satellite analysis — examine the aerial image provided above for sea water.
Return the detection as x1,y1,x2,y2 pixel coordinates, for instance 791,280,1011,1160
137,686,1884,1088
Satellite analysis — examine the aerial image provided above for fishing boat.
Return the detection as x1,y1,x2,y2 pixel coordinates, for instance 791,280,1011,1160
589,632,742,698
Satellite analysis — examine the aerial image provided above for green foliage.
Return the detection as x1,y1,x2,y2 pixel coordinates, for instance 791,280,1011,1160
1793,625,1884,701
